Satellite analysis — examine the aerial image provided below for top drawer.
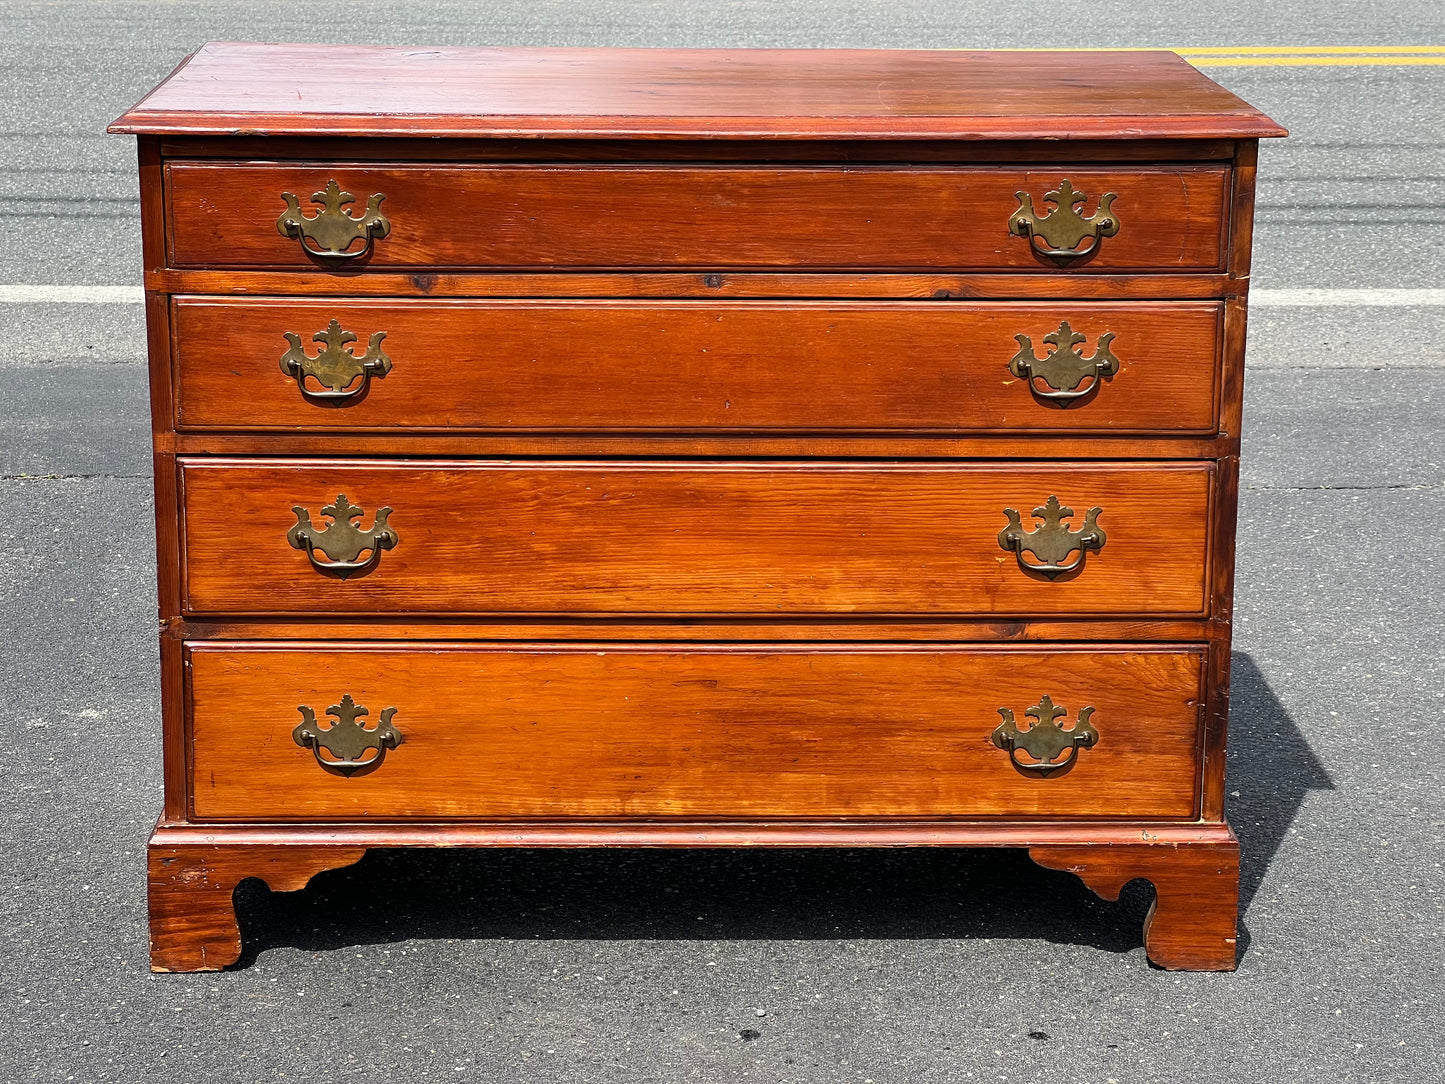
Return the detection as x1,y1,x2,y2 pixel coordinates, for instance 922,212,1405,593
165,162,1231,272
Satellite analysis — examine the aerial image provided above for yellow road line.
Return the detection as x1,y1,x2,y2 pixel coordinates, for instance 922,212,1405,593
1174,45,1445,55
986,45,1445,66
996,45,1445,52
1189,56,1445,66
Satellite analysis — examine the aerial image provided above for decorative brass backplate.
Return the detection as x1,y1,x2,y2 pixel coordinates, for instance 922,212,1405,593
991,695,1099,777
998,495,1106,580
286,494,398,579
1007,180,1119,265
276,180,390,261
1008,320,1120,404
293,693,403,777
279,319,393,404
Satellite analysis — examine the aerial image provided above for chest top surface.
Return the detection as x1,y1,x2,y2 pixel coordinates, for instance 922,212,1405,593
109,43,1285,141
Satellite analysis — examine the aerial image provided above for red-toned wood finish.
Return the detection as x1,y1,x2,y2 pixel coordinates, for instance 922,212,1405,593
187,642,1206,821
167,619,1222,643
149,842,366,971
110,45,1287,141
148,270,1249,301
166,163,1230,272
177,459,1214,618
160,135,1242,164
115,44,1282,972
145,821,1239,971
1030,837,1240,970
169,432,1239,461
172,298,1223,434
149,819,1236,850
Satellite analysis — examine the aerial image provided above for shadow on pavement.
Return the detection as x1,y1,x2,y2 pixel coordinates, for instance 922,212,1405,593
1226,652,1335,916
232,651,1330,966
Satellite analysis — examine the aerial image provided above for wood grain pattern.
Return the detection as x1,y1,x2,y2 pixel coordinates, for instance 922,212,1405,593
138,137,167,274
1201,638,1235,822
1030,835,1239,970
144,296,181,623
139,138,190,822
150,819,1237,849
187,642,1205,821
117,44,1273,971
158,135,1242,164
109,45,1287,140
166,618,1223,645
147,269,1248,301
142,818,1237,970
172,298,1223,434
1201,454,1242,821
159,635,187,822
178,459,1214,617
165,163,1230,272
169,432,1239,462
1228,140,1260,280
1219,297,1248,442
148,840,366,971
143,819,1237,970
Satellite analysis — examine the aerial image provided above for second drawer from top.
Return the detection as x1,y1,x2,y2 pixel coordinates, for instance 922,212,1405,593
172,298,1225,435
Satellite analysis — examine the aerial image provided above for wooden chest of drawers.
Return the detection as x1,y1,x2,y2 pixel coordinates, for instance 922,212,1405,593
111,44,1284,972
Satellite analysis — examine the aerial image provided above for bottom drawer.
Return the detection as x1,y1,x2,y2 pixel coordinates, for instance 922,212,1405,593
187,643,1205,821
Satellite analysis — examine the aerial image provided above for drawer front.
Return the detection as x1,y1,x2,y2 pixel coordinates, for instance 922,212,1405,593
188,643,1205,821
166,163,1229,271
179,459,1212,616
173,298,1223,434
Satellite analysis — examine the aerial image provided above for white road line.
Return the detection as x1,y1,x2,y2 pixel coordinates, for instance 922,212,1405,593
3,285,1445,307
1250,288,1445,307
0,285,144,303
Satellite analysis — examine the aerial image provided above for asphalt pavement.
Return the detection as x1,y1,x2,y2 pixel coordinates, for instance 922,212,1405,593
1,3,1443,1083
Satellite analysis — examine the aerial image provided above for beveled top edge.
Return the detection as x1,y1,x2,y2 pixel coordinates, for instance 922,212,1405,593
109,43,1287,140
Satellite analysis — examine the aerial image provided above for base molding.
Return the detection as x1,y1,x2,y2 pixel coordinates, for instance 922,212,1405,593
150,819,1235,849
146,819,1238,972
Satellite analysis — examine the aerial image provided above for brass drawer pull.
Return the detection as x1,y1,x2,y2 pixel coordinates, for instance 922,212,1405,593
276,179,390,261
1008,180,1118,265
279,319,392,404
1008,320,1119,404
991,695,1098,777
998,495,1105,580
293,693,403,777
286,494,398,579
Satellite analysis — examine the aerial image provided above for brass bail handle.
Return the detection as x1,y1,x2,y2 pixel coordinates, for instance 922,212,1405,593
277,179,391,261
293,693,403,777
279,319,393,405
1008,180,1119,265
286,494,398,579
1008,321,1120,405
991,695,1099,778
997,495,1106,580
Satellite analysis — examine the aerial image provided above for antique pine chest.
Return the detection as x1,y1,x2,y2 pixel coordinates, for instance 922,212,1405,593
110,44,1284,971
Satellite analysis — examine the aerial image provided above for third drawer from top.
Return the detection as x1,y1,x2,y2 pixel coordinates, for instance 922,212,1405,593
178,458,1215,617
